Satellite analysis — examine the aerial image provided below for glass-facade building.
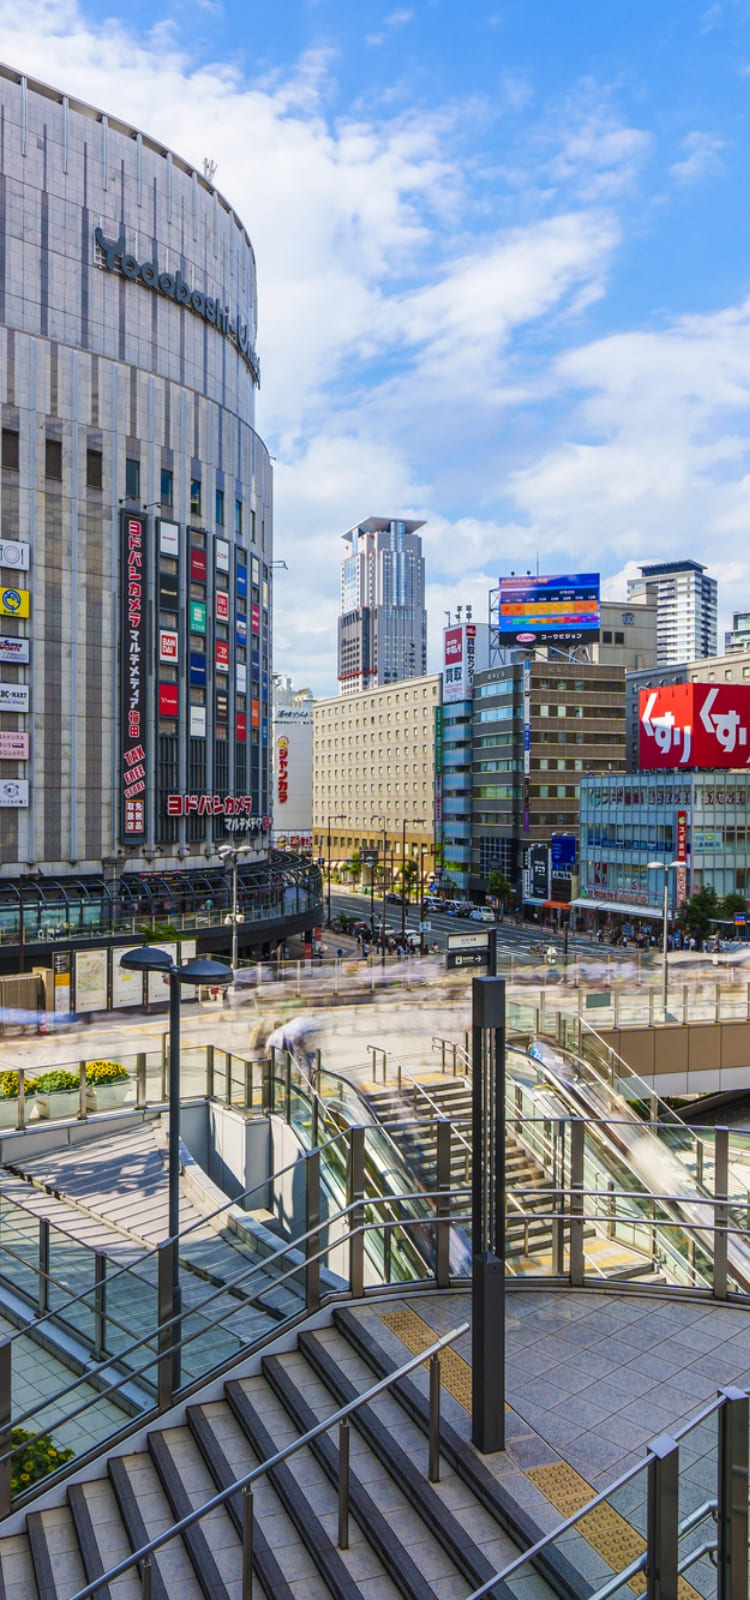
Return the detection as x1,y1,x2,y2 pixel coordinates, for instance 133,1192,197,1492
576,770,750,926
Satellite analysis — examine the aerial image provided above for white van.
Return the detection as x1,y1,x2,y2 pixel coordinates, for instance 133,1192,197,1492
470,908,495,923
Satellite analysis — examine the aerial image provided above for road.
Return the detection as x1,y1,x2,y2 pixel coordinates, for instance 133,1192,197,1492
326,888,635,959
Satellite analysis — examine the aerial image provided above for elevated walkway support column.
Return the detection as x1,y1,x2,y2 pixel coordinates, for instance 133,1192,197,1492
471,975,505,1454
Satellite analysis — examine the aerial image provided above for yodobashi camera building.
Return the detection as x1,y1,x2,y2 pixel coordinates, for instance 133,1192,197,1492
0,65,322,971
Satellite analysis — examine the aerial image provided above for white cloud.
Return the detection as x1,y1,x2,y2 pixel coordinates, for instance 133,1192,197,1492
670,130,725,184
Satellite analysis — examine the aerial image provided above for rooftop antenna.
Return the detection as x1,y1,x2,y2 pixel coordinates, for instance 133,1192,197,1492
456,605,463,622
444,610,452,626
203,158,218,184
466,605,472,621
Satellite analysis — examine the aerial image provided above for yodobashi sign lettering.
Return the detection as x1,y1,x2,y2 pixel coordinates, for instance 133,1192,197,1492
640,684,750,769
166,793,271,835
0,637,29,665
121,511,148,840
95,227,260,385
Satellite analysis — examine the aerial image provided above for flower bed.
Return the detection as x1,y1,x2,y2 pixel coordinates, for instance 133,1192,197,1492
11,1427,73,1496
33,1069,80,1120
85,1060,129,1111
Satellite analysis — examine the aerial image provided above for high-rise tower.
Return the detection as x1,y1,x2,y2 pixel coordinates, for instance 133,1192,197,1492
627,560,717,665
337,517,427,695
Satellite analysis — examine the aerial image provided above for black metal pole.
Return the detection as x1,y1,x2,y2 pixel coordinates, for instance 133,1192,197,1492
327,819,332,927
487,927,497,977
471,975,505,1453
17,880,24,975
381,825,387,969
401,820,407,947
168,969,182,1386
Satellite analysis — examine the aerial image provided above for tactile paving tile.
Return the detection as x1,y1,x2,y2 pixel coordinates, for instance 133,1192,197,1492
381,1307,476,1410
383,1312,699,1600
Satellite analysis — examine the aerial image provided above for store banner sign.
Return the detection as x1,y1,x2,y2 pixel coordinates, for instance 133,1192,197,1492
236,565,247,598
159,520,180,557
216,591,229,621
251,603,260,635
121,513,148,840
236,662,247,694
0,588,29,618
0,683,29,710
0,780,28,806
0,732,28,758
190,706,206,738
0,637,29,665
189,600,206,635
159,682,178,717
0,541,30,571
236,711,247,742
190,548,207,583
159,630,178,663
236,615,247,646
159,572,179,610
215,539,230,572
640,683,750,769
189,651,206,686
216,640,229,672
676,808,688,905
277,735,289,803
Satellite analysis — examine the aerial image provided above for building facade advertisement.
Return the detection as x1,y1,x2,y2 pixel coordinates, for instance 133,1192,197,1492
236,663,247,694
443,626,464,702
236,711,247,742
75,948,108,1012
159,683,178,717
0,588,29,618
496,572,600,646
159,520,180,557
190,706,206,737
640,683,750,769
236,616,247,646
0,637,29,665
216,640,229,672
0,541,30,570
523,658,531,831
189,651,206,686
190,600,206,635
529,844,549,900
676,808,688,905
159,630,178,663
216,591,229,621
0,780,28,806
216,689,228,721
190,548,207,583
0,684,29,710
120,511,148,840
215,539,230,572
158,572,178,609
251,603,260,635
277,735,289,804
237,565,247,598
0,733,28,758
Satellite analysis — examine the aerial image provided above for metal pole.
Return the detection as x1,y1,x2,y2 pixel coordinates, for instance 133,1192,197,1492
714,1125,729,1301
348,1127,365,1298
168,970,182,1388
646,1434,679,1600
401,819,407,947
17,879,24,974
717,1388,748,1600
435,1118,451,1290
327,817,332,928
471,975,505,1454
381,823,387,969
305,1148,321,1313
428,1352,441,1482
338,1419,350,1549
94,1252,107,1361
232,854,239,975
141,1557,152,1600
662,870,668,1019
242,1486,254,1600
0,1342,10,1518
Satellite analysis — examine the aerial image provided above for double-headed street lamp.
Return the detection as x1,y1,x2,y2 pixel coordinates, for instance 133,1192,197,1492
217,841,253,975
401,816,425,946
647,860,681,1018
326,813,346,927
119,947,232,1383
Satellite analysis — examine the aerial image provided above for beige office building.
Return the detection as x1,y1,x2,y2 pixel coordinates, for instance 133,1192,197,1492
313,674,441,881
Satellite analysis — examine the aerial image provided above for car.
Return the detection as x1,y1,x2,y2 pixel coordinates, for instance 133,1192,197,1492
470,908,496,923
386,892,405,905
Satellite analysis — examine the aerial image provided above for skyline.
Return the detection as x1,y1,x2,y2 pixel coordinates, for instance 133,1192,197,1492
4,0,750,695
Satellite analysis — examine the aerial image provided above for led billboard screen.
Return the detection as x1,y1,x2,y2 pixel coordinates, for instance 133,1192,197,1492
496,573,600,646
640,683,750,769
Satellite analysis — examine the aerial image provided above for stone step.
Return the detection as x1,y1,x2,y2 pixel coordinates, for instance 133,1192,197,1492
108,1451,204,1598
26,1504,88,1600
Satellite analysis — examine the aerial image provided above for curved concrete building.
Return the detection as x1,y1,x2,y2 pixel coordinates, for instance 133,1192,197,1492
0,65,320,978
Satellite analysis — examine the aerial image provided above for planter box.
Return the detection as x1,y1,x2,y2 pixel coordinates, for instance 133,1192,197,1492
85,1082,129,1113
0,1099,20,1128
34,1089,81,1121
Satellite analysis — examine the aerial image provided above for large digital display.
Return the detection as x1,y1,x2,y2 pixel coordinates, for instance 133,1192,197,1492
640,684,750,769
496,573,600,646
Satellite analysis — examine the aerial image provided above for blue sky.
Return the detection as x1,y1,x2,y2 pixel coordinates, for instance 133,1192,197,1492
7,0,750,693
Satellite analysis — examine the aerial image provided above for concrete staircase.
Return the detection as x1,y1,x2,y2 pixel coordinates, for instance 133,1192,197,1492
0,1305,577,1600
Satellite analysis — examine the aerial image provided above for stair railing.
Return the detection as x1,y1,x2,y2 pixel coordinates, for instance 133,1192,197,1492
65,1317,470,1600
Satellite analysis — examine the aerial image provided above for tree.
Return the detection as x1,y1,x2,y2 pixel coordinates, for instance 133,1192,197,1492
398,859,418,900
677,886,719,945
487,870,513,919
721,891,748,920
349,850,362,885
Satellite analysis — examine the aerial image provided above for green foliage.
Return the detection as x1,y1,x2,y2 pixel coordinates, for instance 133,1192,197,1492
85,1060,127,1086
398,859,418,896
34,1070,80,1094
487,870,513,909
677,886,719,942
721,891,748,920
136,922,179,942
11,1428,73,1496
0,1071,37,1100
349,850,362,883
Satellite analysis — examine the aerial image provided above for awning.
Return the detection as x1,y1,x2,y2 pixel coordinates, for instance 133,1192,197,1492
543,900,571,909
570,897,663,919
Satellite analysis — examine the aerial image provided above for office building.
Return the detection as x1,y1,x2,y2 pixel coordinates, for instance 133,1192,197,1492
337,517,427,695
313,674,439,881
470,661,626,902
271,676,313,850
725,611,750,652
440,617,491,892
0,66,322,975
627,560,717,664
591,592,658,669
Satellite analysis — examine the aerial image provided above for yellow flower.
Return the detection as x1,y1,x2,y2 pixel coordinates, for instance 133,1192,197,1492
48,1449,56,1457
19,1473,29,1482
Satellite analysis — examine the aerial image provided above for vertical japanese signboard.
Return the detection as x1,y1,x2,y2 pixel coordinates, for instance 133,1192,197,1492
523,659,531,832
676,808,688,906
121,511,148,841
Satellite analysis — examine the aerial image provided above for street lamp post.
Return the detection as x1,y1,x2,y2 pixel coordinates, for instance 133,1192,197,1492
119,948,231,1386
217,842,253,975
371,814,387,969
326,813,345,927
647,860,681,1018
401,817,425,946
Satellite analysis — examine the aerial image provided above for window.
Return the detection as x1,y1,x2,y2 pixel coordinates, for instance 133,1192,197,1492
235,499,243,536
44,438,63,480
216,489,225,526
614,631,625,645
161,468,173,507
602,630,612,644
190,478,202,516
86,449,102,490
125,457,140,499
1,429,19,470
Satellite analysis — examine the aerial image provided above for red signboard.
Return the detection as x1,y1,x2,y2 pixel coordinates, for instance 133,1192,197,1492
121,512,148,840
640,684,750,770
251,698,260,728
216,591,229,621
216,640,229,672
159,683,178,717
444,627,463,666
190,548,207,583
251,603,260,635
159,630,178,662
236,712,247,743
277,735,289,804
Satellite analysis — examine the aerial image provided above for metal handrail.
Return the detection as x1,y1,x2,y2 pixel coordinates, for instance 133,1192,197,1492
65,1318,470,1600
